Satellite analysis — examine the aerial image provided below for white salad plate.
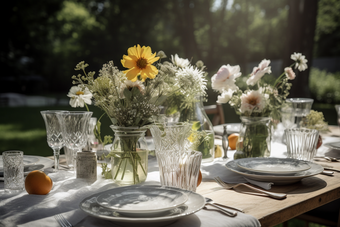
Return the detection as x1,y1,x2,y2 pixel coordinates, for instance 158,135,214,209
235,158,311,175
213,123,241,136
324,141,340,150
225,159,323,185
96,186,188,216
80,185,205,226
0,155,54,176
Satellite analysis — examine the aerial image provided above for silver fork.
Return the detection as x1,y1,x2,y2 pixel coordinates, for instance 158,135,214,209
54,214,73,227
214,176,287,200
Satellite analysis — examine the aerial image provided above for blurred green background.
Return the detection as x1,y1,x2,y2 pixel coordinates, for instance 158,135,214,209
1,0,339,155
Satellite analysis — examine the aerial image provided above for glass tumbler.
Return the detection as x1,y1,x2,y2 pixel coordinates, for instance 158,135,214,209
335,105,340,129
3,150,24,192
286,98,314,128
150,123,202,192
285,128,319,161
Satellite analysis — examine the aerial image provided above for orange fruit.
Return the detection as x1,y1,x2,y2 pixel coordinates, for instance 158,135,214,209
25,170,53,195
197,170,202,187
228,133,239,150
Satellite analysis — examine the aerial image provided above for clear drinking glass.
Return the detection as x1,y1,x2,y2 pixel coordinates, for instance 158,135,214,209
3,150,24,192
285,128,319,161
335,105,340,129
41,110,67,171
87,117,99,152
57,111,93,171
286,98,314,128
150,122,202,192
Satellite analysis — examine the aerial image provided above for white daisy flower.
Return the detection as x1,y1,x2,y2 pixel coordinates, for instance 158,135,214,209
67,85,92,108
171,54,190,68
246,59,272,86
291,52,308,71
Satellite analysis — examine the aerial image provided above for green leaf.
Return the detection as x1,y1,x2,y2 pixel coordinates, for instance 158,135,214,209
103,135,113,146
192,121,201,131
131,87,142,96
155,95,167,106
110,118,118,125
123,88,132,100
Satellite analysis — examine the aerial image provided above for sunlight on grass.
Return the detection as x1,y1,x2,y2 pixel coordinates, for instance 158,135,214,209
0,124,46,140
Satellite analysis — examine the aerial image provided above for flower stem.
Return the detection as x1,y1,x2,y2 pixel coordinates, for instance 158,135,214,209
273,63,295,87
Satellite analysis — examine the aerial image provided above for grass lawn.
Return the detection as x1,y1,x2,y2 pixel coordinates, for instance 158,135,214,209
0,105,113,156
0,102,337,156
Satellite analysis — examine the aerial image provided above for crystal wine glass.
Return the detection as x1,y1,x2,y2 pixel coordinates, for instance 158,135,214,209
57,111,93,171
41,110,68,172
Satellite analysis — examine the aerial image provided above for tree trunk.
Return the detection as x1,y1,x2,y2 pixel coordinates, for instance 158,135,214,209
284,0,318,98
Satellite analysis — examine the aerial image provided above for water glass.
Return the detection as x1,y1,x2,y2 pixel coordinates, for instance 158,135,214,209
87,117,99,152
41,110,67,171
151,123,202,192
285,128,319,161
3,150,24,192
335,105,340,129
57,111,93,171
285,98,314,128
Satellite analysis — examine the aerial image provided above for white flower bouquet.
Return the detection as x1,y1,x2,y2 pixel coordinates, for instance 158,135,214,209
211,53,308,159
211,52,308,122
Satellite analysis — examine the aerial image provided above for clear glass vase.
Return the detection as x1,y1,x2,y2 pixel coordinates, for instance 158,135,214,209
234,117,271,159
150,123,202,192
180,95,215,162
109,126,149,186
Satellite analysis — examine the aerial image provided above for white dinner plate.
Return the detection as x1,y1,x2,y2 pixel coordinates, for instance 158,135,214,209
324,141,340,150
80,185,205,226
0,155,54,176
235,158,311,175
225,160,323,185
96,186,188,216
213,123,241,135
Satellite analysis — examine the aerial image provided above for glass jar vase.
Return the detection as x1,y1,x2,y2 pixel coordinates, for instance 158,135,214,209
109,126,149,186
234,117,271,159
180,95,215,162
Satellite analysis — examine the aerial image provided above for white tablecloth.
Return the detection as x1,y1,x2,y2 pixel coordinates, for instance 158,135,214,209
1,135,339,227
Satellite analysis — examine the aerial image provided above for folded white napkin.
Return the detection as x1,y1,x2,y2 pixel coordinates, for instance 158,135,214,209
17,210,86,227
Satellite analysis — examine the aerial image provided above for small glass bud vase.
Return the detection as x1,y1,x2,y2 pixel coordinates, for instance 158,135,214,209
109,126,149,186
234,117,271,159
180,95,215,162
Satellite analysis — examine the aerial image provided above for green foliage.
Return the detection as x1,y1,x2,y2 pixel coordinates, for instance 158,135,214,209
309,68,340,103
315,0,340,56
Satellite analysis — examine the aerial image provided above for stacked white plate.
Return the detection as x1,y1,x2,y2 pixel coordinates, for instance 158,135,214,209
226,157,323,185
79,185,205,226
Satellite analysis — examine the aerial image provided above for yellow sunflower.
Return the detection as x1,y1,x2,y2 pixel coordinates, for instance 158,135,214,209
121,44,159,81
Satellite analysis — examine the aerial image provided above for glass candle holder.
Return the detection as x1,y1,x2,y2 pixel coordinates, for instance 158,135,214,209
3,150,24,193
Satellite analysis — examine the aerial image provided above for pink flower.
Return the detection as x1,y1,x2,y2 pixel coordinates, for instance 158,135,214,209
284,67,296,80
211,64,241,92
240,90,266,114
246,59,272,86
